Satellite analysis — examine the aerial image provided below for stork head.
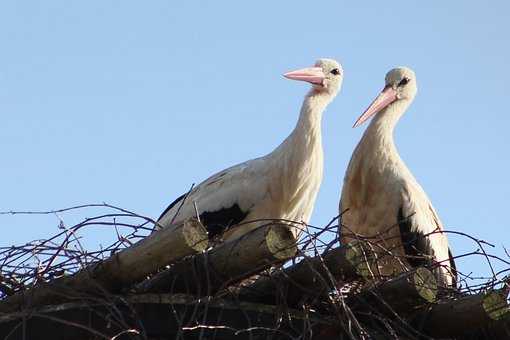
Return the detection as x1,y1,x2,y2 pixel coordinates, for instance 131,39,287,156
353,67,417,128
284,58,343,97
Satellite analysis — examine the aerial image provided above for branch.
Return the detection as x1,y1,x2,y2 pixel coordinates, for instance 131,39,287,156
0,218,207,313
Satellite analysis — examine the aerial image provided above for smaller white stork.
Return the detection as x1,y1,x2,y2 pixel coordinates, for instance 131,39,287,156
339,67,456,287
158,59,343,242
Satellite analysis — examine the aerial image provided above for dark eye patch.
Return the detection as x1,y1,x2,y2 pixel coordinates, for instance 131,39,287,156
330,68,340,76
398,77,410,86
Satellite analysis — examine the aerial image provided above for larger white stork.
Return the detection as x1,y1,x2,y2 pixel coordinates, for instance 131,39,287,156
158,59,343,241
339,67,456,287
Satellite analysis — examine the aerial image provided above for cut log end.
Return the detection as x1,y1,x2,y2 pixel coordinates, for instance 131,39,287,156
483,291,510,320
265,225,297,260
418,289,510,338
181,218,208,252
413,267,437,303
345,240,375,279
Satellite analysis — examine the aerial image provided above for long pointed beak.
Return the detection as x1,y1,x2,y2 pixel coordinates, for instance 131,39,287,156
283,67,325,85
353,86,398,128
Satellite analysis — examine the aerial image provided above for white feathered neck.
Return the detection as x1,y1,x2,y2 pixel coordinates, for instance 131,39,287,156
260,88,333,230
273,89,333,161
357,99,413,160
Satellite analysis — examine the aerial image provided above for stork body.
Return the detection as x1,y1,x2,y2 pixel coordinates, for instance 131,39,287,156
340,67,456,287
158,59,343,241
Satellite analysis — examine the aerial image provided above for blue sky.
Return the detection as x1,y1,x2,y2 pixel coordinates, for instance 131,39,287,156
0,1,508,283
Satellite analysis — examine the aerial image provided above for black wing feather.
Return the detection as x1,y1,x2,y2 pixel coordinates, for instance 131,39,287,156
158,195,249,239
200,204,249,239
398,207,433,268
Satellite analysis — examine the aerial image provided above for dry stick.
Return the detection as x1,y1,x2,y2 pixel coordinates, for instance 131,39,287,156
170,183,195,225
0,218,208,313
0,212,155,285
136,223,298,296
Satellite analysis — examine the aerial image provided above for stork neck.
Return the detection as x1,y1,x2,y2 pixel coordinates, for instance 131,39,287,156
272,89,331,161
363,99,410,149
294,89,332,134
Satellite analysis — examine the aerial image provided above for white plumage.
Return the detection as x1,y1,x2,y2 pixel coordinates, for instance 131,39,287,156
340,67,456,287
158,59,343,241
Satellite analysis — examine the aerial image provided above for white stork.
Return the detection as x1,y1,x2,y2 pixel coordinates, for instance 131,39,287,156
339,67,456,287
158,59,343,241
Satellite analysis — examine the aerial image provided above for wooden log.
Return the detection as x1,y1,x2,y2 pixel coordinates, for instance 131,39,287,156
0,293,334,340
137,224,297,296
483,316,510,339
416,290,510,338
0,218,208,313
349,267,438,314
82,218,208,290
236,241,376,306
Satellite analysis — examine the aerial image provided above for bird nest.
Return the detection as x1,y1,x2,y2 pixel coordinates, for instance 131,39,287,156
0,204,509,339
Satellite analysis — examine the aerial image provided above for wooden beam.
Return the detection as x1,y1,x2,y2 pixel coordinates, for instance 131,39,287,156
416,290,510,338
0,293,334,340
0,218,208,313
236,241,375,306
483,316,510,339
349,267,438,314
137,224,297,296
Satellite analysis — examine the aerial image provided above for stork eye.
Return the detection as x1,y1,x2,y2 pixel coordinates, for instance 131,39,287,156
330,68,340,76
398,77,410,87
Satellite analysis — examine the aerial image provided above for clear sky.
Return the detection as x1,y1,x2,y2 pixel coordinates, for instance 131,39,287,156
0,1,508,283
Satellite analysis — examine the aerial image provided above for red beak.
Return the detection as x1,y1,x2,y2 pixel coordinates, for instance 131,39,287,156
353,86,398,128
